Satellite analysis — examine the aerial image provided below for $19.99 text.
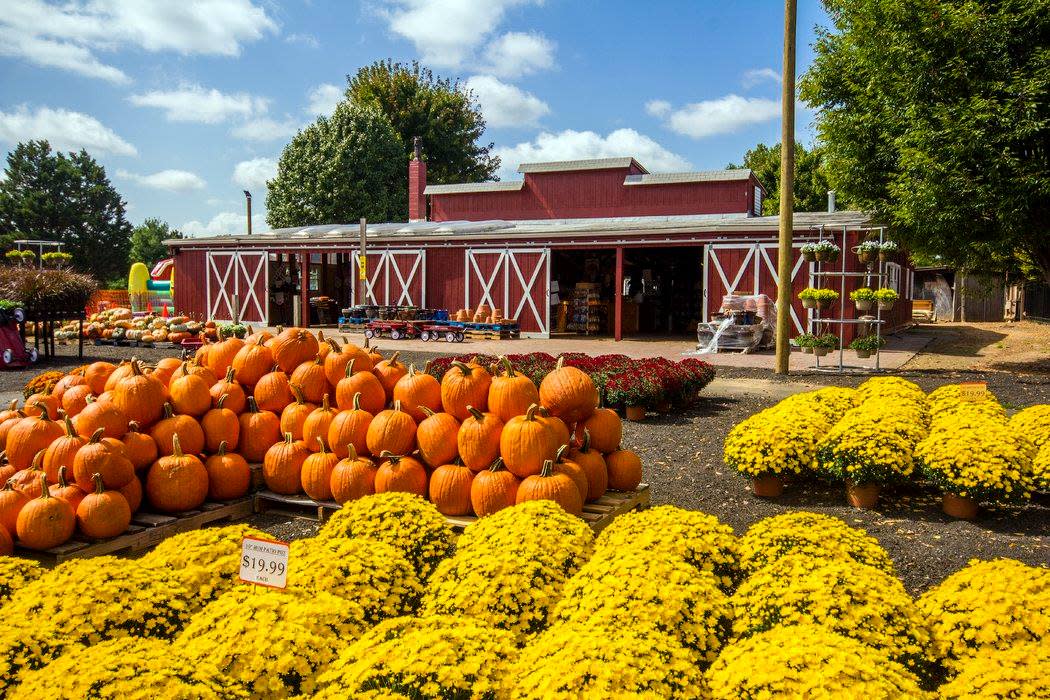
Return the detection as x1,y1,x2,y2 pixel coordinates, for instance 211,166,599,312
243,556,285,576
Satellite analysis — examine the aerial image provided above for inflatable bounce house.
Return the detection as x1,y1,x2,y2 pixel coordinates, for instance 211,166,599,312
129,259,174,315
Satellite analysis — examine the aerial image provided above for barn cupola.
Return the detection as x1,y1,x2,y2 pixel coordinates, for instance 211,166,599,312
408,136,427,222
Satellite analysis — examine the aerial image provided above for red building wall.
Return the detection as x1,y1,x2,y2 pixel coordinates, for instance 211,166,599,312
430,168,757,222
173,249,208,320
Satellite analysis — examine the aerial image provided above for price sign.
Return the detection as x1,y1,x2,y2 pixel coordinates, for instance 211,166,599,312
958,381,988,402
239,536,289,589
358,254,368,281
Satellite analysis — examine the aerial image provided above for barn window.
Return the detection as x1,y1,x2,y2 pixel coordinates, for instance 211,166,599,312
885,262,901,293
754,186,763,216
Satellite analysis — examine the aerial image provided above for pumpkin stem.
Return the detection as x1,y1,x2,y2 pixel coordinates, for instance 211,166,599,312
217,394,228,410
38,473,50,499
225,366,235,383
327,337,341,353
57,465,70,488
91,472,105,495
316,436,327,454
389,351,401,365
345,358,358,378
352,392,362,412
379,450,400,464
419,405,435,418
283,432,294,445
407,364,416,378
488,456,506,472
451,360,471,376
540,459,554,477
31,449,45,470
321,393,330,412
89,427,105,444
171,433,184,458
347,443,358,461
581,428,593,453
555,444,569,462
556,356,565,370
128,421,141,433
314,353,323,365
130,358,143,376
393,400,404,413
38,403,51,421
466,405,485,422
7,399,15,411
524,403,539,421
218,440,228,457
62,413,76,438
290,384,306,405
162,402,174,419
246,397,260,414
424,359,432,373
499,356,516,377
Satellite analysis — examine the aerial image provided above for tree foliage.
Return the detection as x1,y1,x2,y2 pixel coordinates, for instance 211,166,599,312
266,103,405,229
802,0,1050,281
130,218,181,267
729,142,838,215
0,140,132,280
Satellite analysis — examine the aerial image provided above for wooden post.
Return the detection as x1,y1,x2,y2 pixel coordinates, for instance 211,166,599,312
300,253,310,328
774,0,797,375
614,246,624,341
358,218,367,306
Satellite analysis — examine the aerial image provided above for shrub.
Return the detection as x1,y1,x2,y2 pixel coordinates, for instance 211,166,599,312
0,265,97,313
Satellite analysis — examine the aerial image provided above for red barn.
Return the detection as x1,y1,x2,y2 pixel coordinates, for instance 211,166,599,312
169,154,912,341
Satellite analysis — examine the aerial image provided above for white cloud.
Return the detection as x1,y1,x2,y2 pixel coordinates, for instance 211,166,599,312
232,157,277,189
0,105,137,156
379,0,539,68
660,95,780,139
645,99,671,118
231,117,299,142
306,83,343,117
182,210,267,237
0,0,276,82
482,31,554,78
742,67,781,88
494,128,690,179
285,33,320,48
129,84,269,124
464,75,549,128
117,168,205,192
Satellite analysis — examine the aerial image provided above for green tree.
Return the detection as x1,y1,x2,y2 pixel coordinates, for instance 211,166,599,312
130,218,182,267
0,140,132,280
802,0,1050,282
728,142,838,215
347,60,500,205
266,103,405,229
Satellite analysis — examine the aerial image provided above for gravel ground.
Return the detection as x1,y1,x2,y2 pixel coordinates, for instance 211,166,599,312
7,338,1047,593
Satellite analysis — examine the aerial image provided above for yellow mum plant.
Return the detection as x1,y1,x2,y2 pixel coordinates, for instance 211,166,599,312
1034,444,1050,491
846,400,930,446
730,554,933,670
422,549,566,639
778,386,858,423
927,383,1000,414
936,641,1049,699
1008,404,1050,449
288,536,422,623
313,614,517,700
456,500,594,577
930,399,1008,429
592,505,739,591
857,375,928,407
175,586,366,699
0,557,45,603
141,523,267,606
915,558,1050,668
707,624,929,699
505,623,708,699
10,637,247,700
317,492,454,578
916,414,1035,504
723,406,829,479
551,550,731,662
816,409,916,485
737,511,895,575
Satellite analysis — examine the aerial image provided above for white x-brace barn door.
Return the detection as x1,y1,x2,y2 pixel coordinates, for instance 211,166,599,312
206,251,269,323
702,243,809,335
465,248,550,337
352,250,426,306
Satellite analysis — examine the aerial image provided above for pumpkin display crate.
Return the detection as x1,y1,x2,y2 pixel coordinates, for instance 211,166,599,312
14,497,253,564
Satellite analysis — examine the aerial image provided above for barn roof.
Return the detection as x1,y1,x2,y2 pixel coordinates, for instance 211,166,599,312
423,180,525,195
517,157,648,174
623,169,754,186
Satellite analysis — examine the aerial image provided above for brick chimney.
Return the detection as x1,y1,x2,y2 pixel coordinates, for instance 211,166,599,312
408,136,427,222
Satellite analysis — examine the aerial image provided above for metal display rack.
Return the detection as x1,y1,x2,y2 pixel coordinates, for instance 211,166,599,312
809,226,886,374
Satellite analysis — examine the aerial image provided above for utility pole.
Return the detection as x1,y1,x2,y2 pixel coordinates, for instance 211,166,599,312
774,0,797,375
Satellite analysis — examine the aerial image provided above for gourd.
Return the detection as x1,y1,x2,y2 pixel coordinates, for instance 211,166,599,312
575,407,622,453
150,403,205,457
76,473,131,538
440,360,492,420
201,394,240,454
121,421,158,471
204,441,251,500
253,366,294,413
552,445,589,504
539,356,598,424
52,465,86,513
499,404,558,478
73,428,135,491
210,367,246,414
470,457,520,517
335,359,386,414
327,393,372,459
290,354,328,403
301,438,339,500
302,394,336,452
42,414,86,483
372,351,408,401
457,406,504,472
73,396,129,440
112,359,167,428
231,339,274,387
374,452,427,496
365,401,417,456
428,459,474,516
392,364,442,422
329,445,377,504
16,475,76,550
145,433,209,513
169,364,213,416
279,384,316,440
515,459,583,515
488,356,540,423
238,397,281,463
270,328,319,372
8,404,65,471
567,429,608,501
416,406,460,468
263,433,309,495
606,448,642,491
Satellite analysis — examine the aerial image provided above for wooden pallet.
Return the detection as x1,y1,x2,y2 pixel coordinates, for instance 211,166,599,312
254,484,650,532
15,498,255,564
463,330,519,341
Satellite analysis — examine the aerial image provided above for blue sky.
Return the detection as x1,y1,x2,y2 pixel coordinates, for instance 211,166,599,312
0,0,830,236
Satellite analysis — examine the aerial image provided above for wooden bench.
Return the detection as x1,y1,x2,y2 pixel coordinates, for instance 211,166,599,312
912,299,934,321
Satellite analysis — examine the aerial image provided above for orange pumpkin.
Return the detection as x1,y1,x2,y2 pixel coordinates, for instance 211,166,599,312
552,445,589,504
9,450,47,500
76,473,131,539
112,360,167,428
327,393,372,459
499,404,558,479
302,394,336,452
365,401,417,457
536,407,572,451
367,346,384,367
169,364,213,417
393,364,442,422
50,374,87,402
372,351,408,402
336,359,386,414
428,460,474,516
539,356,598,424
169,358,217,387
206,336,245,378
440,360,492,420
515,459,582,515
23,392,59,418
0,453,15,485
83,361,117,394
149,357,183,387
289,354,328,404
457,406,504,472
42,414,86,483
470,457,520,517
416,406,460,468
238,397,281,463
7,405,64,471
329,444,377,504
270,328,319,372
210,367,246,414
280,385,316,441
150,403,205,457
16,474,76,550
374,452,427,496
488,357,540,423
51,465,86,513
231,339,274,387
567,429,608,501
0,412,23,450
263,432,309,495
323,338,373,386
0,479,29,535
301,438,339,501
120,421,158,472
606,448,642,491
61,384,93,417
0,519,11,556
575,407,622,453
204,441,251,500
119,475,143,512
104,360,136,392
145,434,209,513
73,428,134,491
73,396,129,440
202,394,240,454
253,365,294,413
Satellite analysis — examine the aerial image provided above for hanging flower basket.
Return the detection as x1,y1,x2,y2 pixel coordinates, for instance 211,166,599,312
801,297,818,310
846,481,880,509
751,474,784,498
878,300,895,312
942,493,979,520
802,249,817,262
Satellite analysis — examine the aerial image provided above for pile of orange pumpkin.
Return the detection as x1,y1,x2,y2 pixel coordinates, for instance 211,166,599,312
0,328,644,555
